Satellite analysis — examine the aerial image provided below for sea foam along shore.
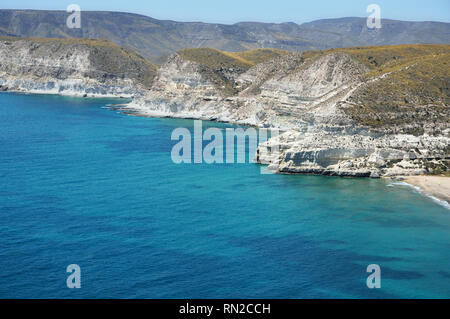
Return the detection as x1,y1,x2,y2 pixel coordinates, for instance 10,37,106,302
392,176,450,209
2,87,135,99
123,100,272,128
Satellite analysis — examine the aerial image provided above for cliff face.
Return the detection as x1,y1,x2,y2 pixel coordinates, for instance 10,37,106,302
0,38,448,177
0,37,156,97
131,45,450,177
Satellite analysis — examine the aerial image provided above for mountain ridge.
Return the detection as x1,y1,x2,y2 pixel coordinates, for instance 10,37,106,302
1,9,449,63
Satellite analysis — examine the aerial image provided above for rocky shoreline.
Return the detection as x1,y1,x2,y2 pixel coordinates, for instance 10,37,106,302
127,47,449,179
1,38,449,180
255,129,449,178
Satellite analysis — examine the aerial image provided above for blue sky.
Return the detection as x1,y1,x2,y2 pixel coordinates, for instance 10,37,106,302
1,0,449,24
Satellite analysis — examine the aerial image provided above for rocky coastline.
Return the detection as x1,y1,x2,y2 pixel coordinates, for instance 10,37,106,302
129,47,450,180
1,38,449,183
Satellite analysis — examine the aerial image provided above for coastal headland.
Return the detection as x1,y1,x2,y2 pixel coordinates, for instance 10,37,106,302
0,37,448,189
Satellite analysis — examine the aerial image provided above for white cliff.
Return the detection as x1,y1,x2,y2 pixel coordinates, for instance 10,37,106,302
130,46,449,177
1,39,448,177
0,38,154,97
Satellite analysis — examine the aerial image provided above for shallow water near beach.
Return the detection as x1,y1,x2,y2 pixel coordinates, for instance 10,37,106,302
0,92,449,298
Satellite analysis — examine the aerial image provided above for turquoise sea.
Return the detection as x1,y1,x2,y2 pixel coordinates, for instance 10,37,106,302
0,92,449,298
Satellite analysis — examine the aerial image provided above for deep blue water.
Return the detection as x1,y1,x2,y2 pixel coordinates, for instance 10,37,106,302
0,92,449,299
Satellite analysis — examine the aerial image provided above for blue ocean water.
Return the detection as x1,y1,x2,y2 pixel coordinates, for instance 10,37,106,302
0,92,449,299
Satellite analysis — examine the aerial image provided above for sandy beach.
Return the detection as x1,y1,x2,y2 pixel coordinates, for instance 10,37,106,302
402,176,450,204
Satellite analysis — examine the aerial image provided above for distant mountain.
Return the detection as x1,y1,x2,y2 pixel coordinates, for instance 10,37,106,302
0,10,449,63
302,17,450,46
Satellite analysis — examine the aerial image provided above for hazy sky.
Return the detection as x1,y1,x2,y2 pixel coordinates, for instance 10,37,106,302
1,0,449,24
